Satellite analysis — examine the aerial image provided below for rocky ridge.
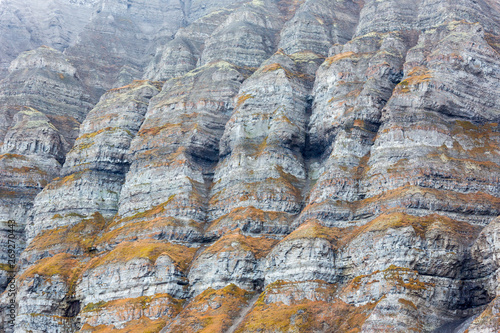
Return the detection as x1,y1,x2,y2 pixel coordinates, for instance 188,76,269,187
1,0,500,332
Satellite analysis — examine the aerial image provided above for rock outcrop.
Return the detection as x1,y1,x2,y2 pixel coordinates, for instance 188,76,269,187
0,0,99,80
1,0,500,332
0,46,94,303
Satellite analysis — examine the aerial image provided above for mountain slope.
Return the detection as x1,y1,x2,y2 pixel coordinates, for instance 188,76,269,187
1,0,500,332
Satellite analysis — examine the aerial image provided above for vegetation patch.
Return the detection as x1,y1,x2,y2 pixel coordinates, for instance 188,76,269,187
77,127,122,140
341,211,480,245
204,230,278,259
382,265,435,291
26,212,107,254
207,206,290,234
108,80,160,93
398,298,418,311
236,293,377,333
97,215,202,246
21,253,79,282
81,293,183,315
0,153,28,161
289,50,324,63
485,33,500,54
137,123,180,137
397,66,432,93
81,317,166,333
236,93,254,107
284,221,341,244
119,195,176,223
88,240,197,272
48,169,90,189
168,284,253,333
324,51,358,65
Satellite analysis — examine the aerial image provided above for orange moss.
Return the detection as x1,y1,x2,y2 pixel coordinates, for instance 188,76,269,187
262,280,338,303
207,206,290,233
328,88,363,104
81,317,166,333
77,127,115,140
81,293,183,314
0,189,18,198
168,284,253,333
249,136,269,157
46,114,80,138
217,206,286,223
353,119,365,128
260,63,313,81
0,263,13,272
382,265,434,291
315,185,500,220
284,220,341,244
261,63,284,73
344,266,434,294
204,230,278,259
236,289,377,333
466,296,500,329
450,120,500,157
6,166,47,176
353,152,371,180
118,195,176,223
21,253,79,282
87,240,197,272
7,166,41,174
47,169,89,189
27,212,107,253
0,153,28,161
137,123,179,137
398,298,418,311
397,66,432,93
97,215,201,246
218,174,302,207
325,51,357,65
236,93,254,107
289,50,325,64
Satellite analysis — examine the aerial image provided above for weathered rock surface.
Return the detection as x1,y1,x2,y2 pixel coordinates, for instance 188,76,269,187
278,0,361,55
0,0,99,80
114,61,246,245
0,46,94,145
0,46,93,302
3,0,500,332
26,80,160,241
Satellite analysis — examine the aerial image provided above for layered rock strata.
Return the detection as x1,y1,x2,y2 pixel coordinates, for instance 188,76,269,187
2,0,500,332
0,46,94,299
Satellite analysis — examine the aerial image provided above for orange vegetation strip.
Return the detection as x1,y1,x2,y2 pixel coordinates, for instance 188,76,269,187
21,253,79,282
168,284,253,333
26,212,107,253
81,317,166,333
236,291,376,332
88,240,197,272
203,230,278,260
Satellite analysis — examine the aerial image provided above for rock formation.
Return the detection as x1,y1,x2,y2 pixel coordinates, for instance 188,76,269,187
1,0,500,332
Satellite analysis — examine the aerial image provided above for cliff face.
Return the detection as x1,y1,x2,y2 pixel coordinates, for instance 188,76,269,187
1,0,500,332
